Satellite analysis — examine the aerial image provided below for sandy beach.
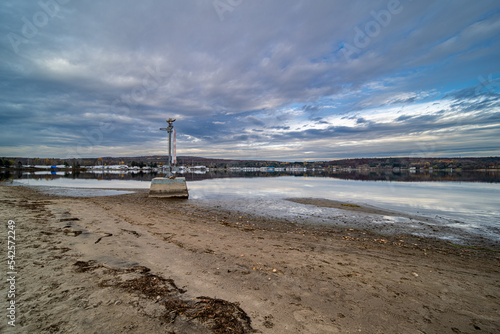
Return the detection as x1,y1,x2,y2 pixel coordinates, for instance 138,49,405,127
1,184,499,333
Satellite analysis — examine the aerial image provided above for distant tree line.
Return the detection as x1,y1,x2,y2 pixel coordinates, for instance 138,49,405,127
0,158,15,167
2,156,499,170
324,157,500,170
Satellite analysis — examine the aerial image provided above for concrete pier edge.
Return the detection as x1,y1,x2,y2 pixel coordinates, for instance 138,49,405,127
148,177,189,198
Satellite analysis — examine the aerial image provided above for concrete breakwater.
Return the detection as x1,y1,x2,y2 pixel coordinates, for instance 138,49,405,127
148,177,189,198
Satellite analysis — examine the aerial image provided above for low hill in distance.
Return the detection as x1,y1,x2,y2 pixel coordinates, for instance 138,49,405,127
2,156,499,170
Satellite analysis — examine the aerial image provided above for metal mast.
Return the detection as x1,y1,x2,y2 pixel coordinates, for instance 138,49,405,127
160,118,176,175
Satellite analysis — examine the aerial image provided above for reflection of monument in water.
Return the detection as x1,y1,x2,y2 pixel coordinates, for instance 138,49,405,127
149,118,189,198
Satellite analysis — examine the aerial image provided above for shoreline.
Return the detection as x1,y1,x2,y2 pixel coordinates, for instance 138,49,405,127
8,176,500,247
1,184,499,333
192,193,500,250
286,197,420,217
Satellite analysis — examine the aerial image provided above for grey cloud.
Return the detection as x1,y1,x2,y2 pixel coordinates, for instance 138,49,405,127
1,0,499,159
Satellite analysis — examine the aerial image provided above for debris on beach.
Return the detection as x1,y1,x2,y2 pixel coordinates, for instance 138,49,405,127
73,261,254,333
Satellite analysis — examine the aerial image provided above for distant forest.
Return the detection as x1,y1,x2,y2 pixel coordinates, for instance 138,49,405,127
2,156,499,170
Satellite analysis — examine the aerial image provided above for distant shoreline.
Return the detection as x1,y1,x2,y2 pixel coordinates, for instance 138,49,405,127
2,167,500,185
1,155,499,173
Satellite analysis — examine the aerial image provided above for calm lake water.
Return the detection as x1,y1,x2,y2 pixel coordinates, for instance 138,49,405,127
6,171,500,245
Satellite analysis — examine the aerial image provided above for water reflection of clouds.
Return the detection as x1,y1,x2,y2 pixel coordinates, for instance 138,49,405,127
12,175,500,242
189,176,500,237
15,178,150,189
381,216,410,224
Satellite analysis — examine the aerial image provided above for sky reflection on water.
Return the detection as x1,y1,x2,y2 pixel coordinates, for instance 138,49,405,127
11,175,500,243
187,176,500,242
15,177,151,189
188,176,499,216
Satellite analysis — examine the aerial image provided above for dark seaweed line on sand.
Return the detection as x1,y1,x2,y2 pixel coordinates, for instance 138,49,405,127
73,260,255,334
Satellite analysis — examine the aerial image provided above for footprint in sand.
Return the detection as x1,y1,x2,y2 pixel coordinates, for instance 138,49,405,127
293,309,341,333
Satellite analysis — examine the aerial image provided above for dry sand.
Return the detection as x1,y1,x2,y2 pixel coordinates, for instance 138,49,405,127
1,184,499,333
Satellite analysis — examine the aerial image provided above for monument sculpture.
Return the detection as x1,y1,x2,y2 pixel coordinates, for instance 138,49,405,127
149,118,189,198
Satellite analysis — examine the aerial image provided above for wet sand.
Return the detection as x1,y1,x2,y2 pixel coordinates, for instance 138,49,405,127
286,198,418,217
1,184,499,333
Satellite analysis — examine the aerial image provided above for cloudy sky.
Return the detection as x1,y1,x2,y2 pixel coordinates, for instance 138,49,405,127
1,0,499,161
